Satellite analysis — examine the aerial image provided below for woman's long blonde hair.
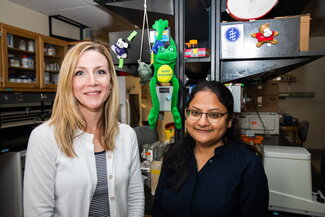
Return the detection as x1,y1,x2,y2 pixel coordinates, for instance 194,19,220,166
49,41,120,157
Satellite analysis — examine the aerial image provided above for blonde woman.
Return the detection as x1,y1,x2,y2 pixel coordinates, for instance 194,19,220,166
24,41,144,217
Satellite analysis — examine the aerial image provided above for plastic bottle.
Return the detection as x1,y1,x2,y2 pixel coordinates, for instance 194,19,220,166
21,55,29,68
7,34,14,48
150,160,162,195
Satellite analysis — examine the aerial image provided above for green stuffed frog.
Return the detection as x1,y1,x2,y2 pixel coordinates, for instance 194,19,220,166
148,19,182,130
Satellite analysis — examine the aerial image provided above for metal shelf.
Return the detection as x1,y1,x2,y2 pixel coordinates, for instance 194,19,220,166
220,50,325,83
279,92,315,99
174,0,325,142
185,57,210,62
275,80,297,82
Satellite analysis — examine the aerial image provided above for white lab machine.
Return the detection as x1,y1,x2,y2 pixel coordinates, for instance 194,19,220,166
263,145,325,216
239,112,280,135
225,83,243,113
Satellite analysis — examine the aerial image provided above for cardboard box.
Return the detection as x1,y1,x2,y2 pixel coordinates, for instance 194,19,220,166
245,95,279,112
300,14,310,51
184,48,210,58
276,14,310,51
246,80,279,96
156,111,174,142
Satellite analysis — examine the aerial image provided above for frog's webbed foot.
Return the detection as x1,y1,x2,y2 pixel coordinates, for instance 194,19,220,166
172,107,182,129
148,107,159,129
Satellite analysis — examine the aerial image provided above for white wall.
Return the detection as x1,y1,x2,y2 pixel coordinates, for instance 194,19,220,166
0,0,48,35
278,36,325,150
0,0,79,39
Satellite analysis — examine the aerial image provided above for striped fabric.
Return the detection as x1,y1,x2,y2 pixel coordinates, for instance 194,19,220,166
89,151,110,217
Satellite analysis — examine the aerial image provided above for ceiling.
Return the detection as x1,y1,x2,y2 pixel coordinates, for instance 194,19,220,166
9,0,137,33
9,0,325,37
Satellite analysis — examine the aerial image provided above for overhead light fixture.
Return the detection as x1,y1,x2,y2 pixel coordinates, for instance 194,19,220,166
94,0,120,4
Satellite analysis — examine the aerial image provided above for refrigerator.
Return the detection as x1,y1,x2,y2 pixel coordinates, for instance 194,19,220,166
117,76,142,127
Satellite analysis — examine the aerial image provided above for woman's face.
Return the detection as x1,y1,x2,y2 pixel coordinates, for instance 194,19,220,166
72,50,111,115
186,90,232,147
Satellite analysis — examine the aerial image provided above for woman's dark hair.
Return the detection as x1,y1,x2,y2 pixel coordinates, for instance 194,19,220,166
162,81,241,192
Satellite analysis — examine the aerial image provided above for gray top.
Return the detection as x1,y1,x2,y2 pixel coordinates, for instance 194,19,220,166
89,151,110,217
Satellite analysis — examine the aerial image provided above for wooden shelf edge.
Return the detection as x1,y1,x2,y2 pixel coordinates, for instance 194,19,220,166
0,88,56,92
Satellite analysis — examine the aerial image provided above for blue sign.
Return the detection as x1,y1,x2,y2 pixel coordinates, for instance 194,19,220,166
151,29,170,43
225,27,240,42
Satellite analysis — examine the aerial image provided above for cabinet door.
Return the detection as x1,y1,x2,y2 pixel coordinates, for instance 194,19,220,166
1,24,40,89
40,35,67,89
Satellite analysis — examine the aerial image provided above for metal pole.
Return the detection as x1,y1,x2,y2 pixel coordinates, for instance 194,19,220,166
174,0,185,143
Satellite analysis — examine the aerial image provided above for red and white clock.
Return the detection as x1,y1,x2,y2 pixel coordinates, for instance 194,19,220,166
227,0,279,21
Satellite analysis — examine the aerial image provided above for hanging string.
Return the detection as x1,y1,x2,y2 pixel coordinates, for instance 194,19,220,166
200,0,209,13
139,0,151,62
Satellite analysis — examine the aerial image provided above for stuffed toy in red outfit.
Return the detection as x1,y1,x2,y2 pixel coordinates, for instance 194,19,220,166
251,23,279,47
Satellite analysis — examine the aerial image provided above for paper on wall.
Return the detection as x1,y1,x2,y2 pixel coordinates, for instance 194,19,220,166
221,24,244,58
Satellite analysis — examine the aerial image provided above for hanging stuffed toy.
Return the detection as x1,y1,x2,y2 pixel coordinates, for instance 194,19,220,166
111,38,128,68
251,23,279,47
148,19,182,130
138,60,152,84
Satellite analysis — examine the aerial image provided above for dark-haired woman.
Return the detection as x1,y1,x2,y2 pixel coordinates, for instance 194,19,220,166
153,81,269,217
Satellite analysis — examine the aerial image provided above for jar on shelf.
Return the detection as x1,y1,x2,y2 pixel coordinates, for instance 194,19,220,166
14,57,20,67
26,74,33,83
44,72,50,84
46,45,56,56
45,62,49,71
51,73,59,84
21,75,28,83
16,76,23,83
8,54,15,67
9,58,15,67
56,63,60,71
49,62,55,71
19,39,27,50
27,57,34,69
9,75,17,83
28,75,36,83
27,40,35,52
21,55,29,68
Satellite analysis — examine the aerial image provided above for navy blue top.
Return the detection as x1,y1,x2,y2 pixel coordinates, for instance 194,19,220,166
153,142,269,217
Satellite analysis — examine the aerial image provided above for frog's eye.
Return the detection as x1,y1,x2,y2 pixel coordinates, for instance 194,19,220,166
160,47,166,52
169,47,174,52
